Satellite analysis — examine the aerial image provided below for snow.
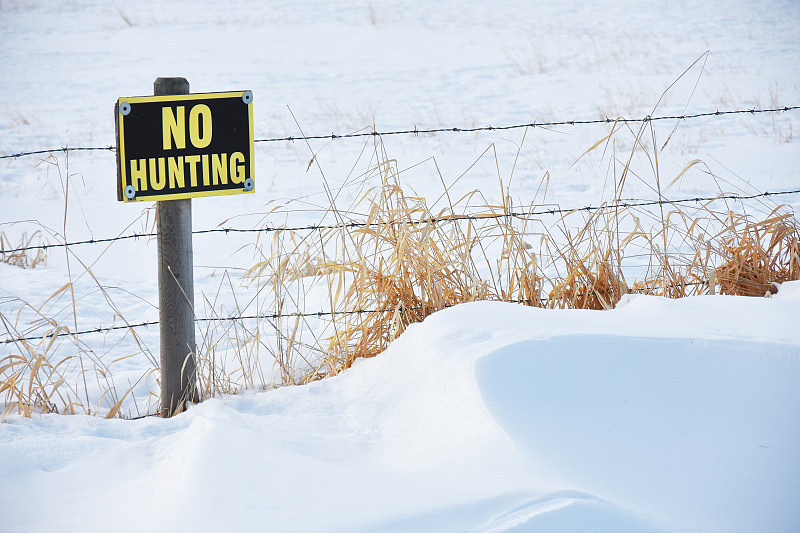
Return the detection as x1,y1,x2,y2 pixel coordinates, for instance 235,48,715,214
2,0,800,531
2,289,799,532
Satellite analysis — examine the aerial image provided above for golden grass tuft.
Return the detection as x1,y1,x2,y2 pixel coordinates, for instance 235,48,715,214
715,210,800,296
308,163,491,381
549,248,627,309
0,318,73,420
0,304,148,421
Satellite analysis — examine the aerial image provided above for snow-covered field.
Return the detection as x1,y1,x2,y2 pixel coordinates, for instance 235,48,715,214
1,0,799,531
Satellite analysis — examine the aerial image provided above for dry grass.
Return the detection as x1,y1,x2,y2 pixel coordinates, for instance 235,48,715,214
309,164,490,381
0,231,47,269
715,210,800,296
294,110,799,377
0,327,68,419
549,248,627,310
5,177,797,418
0,286,154,421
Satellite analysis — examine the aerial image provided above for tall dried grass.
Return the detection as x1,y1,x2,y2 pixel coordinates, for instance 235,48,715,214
296,112,799,378
0,294,151,421
310,163,490,380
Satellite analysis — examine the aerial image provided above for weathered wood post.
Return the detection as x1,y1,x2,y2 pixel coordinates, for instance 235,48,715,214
154,77,197,417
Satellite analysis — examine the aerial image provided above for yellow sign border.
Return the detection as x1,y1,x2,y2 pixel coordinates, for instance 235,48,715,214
117,91,254,203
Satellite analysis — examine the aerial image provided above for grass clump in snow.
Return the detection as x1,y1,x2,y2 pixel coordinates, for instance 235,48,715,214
0,231,47,269
549,248,627,310
0,291,151,421
715,210,800,296
310,161,492,381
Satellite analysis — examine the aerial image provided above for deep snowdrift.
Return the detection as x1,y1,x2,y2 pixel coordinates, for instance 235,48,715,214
2,284,798,532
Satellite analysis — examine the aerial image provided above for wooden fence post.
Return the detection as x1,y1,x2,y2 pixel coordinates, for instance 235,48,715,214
155,77,198,417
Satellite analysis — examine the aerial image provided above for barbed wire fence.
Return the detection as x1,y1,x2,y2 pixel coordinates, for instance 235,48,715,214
2,186,799,345
1,105,798,160
2,104,799,347
1,189,799,256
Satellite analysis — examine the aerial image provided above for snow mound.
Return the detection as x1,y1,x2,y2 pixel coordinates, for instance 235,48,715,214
476,335,800,532
2,286,799,532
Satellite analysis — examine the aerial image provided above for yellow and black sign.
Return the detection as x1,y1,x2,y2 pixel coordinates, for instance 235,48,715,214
115,91,254,202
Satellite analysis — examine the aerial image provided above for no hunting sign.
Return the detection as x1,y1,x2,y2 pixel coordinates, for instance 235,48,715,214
115,91,254,202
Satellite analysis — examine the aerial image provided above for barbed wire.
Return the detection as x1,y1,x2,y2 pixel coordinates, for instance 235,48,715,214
1,105,797,160
1,231,159,254
255,106,800,143
0,308,396,345
0,145,115,160
2,188,799,256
